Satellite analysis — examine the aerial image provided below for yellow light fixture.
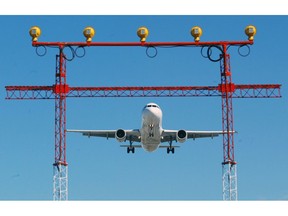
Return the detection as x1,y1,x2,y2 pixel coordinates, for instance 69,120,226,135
83,27,95,42
137,27,149,42
245,25,256,41
29,26,41,42
190,26,203,42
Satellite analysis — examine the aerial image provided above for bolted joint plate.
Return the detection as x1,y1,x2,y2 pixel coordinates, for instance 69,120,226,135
53,84,70,94
218,83,235,93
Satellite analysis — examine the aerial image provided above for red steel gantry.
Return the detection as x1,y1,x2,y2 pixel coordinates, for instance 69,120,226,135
5,25,281,201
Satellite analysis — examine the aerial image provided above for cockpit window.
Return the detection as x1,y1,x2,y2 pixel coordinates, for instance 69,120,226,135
145,104,159,108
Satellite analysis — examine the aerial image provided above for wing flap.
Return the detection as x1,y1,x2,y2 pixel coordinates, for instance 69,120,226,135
187,131,225,139
67,130,115,138
67,129,141,142
161,130,234,143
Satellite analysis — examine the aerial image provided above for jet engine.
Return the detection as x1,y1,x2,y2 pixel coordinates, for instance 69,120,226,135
176,130,187,143
115,129,126,142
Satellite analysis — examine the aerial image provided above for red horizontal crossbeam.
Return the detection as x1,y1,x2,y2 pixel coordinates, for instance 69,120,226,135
32,40,253,48
5,84,281,100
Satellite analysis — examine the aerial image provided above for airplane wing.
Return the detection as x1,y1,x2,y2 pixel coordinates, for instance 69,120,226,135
66,129,141,142
161,130,231,143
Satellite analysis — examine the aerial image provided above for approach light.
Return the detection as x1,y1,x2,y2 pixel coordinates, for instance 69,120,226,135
29,26,41,42
137,27,149,42
245,25,256,41
190,26,202,42
83,26,95,42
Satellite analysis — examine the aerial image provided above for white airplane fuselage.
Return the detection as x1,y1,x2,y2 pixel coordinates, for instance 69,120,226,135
140,103,163,152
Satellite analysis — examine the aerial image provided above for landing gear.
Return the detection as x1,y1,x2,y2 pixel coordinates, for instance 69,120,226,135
149,124,154,137
167,147,175,154
127,140,135,154
167,140,175,154
127,147,135,154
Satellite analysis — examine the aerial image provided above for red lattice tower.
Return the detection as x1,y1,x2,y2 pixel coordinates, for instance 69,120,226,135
219,45,237,200
52,50,69,200
5,25,281,200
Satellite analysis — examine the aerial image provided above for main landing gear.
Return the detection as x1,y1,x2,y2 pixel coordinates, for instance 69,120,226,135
167,147,175,154
127,146,135,154
167,140,175,154
127,140,135,154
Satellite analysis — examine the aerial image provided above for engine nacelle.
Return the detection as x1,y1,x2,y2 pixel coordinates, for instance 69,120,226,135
115,129,126,142
176,130,187,143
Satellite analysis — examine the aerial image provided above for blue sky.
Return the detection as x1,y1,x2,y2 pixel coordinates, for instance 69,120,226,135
0,15,287,202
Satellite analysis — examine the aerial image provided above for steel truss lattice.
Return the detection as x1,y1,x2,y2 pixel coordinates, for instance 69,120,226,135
53,164,68,201
5,84,281,100
220,46,237,200
53,51,68,201
222,163,237,200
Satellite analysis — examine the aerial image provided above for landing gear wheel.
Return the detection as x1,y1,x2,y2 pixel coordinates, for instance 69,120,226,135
127,147,135,154
167,147,175,154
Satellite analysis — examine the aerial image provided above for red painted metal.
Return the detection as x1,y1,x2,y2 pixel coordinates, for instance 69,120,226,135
32,40,253,48
220,45,238,200
218,83,235,93
5,84,281,99
54,50,67,166
53,84,70,94
220,46,235,164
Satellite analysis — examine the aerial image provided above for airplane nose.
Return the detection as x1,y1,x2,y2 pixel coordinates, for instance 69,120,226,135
143,107,153,117
142,107,162,121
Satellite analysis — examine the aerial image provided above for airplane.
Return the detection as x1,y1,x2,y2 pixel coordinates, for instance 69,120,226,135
67,102,230,154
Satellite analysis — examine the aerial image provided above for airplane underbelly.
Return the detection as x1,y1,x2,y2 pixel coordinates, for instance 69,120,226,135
142,142,160,152
140,112,162,152
141,136,160,152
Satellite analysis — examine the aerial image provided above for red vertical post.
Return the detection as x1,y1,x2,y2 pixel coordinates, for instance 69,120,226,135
220,45,237,200
53,47,68,200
